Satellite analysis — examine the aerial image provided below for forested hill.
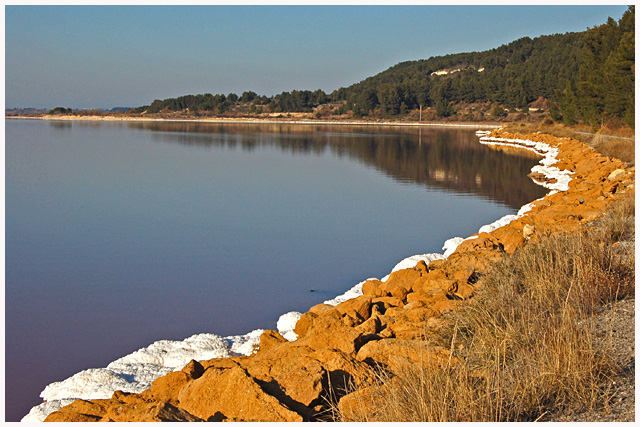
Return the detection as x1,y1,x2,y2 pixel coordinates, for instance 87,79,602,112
123,6,633,128
333,31,584,116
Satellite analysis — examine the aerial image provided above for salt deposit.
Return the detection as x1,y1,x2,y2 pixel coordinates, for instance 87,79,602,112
277,311,302,341
22,331,263,422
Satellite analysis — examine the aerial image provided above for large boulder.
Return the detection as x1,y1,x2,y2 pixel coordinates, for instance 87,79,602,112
44,392,203,422
356,339,452,373
177,364,303,421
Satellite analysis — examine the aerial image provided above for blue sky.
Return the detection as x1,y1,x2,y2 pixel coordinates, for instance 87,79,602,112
5,5,629,109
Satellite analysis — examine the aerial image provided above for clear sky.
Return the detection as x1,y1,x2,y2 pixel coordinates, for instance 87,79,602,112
5,4,629,109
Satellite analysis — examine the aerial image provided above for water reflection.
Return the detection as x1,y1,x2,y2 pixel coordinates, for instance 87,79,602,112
116,121,547,209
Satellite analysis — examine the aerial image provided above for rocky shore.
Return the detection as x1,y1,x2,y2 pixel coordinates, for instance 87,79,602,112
41,130,634,422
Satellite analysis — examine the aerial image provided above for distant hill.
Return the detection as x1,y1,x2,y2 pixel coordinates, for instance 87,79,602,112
5,107,48,115
129,6,633,128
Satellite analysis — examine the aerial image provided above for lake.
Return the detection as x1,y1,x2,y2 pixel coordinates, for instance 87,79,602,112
5,119,546,421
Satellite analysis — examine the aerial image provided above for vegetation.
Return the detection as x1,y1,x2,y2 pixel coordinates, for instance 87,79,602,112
336,193,635,422
48,107,73,115
557,7,635,127
126,7,633,130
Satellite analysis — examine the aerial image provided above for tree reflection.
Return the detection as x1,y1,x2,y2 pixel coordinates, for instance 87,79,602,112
117,121,546,209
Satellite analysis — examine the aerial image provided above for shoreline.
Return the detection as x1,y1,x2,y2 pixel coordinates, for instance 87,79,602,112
23,128,634,422
6,114,501,129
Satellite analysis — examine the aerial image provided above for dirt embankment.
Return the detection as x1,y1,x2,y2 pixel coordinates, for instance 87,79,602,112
43,130,634,422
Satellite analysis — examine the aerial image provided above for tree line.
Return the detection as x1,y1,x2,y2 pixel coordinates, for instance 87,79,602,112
128,7,633,128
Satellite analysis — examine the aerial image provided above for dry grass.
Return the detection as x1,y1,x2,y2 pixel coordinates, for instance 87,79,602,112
503,122,635,165
337,194,635,422
590,135,635,166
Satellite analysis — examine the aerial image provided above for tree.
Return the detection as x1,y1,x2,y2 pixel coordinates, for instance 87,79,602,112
378,84,402,115
492,103,507,118
240,91,257,102
48,107,72,115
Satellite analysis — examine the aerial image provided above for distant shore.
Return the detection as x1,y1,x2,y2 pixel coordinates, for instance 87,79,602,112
6,114,502,129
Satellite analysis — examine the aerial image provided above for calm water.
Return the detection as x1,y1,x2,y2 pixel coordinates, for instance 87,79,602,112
5,120,546,421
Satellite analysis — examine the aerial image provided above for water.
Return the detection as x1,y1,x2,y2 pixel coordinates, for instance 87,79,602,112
5,120,546,421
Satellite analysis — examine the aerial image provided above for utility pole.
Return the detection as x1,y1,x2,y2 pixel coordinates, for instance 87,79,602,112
419,104,422,122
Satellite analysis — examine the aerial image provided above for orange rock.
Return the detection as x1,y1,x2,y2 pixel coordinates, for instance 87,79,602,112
103,394,202,422
293,311,318,338
361,279,387,297
404,307,434,323
427,259,448,270
402,299,429,310
406,288,449,305
371,295,404,309
259,329,288,352
44,399,108,422
296,309,364,355
356,339,452,373
355,312,383,335
335,295,373,322
454,232,503,253
383,267,424,297
177,365,303,421
143,371,191,405
492,225,526,252
44,393,203,422
308,302,334,315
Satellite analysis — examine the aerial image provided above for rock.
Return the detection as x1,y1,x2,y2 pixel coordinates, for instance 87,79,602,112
335,295,373,322
608,169,626,181
427,259,447,270
293,311,317,338
522,224,535,239
454,233,503,253
177,365,303,421
259,330,288,352
404,307,434,323
308,303,334,315
371,296,404,309
412,277,456,294
44,393,204,422
248,353,326,415
402,300,429,310
406,289,448,305
356,339,452,373
361,279,387,297
296,309,364,355
44,399,108,422
355,313,383,335
143,371,191,405
415,260,429,272
102,396,203,422
448,281,476,300
382,267,425,300
491,225,526,253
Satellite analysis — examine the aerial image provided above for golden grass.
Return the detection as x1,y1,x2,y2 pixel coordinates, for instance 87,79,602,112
503,122,635,165
337,194,635,422
590,135,635,166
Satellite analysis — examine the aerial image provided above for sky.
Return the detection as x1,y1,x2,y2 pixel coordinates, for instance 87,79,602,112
4,4,630,110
